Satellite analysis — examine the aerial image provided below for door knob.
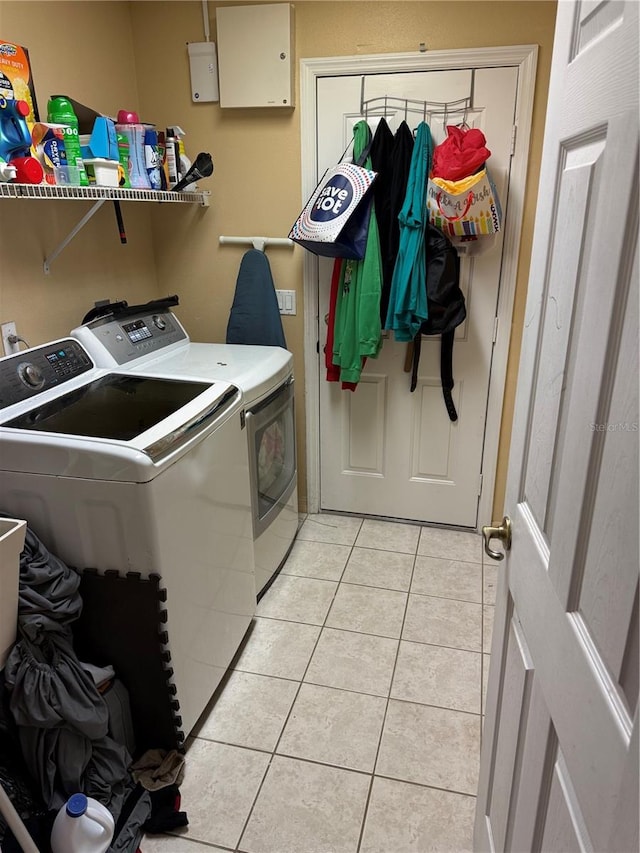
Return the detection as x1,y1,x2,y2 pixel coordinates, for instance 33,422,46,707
482,516,512,561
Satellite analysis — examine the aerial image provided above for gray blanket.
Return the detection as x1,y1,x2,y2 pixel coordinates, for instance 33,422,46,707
3,524,130,818
12,525,82,642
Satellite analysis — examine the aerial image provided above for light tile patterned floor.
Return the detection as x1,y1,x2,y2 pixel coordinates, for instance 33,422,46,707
143,514,494,853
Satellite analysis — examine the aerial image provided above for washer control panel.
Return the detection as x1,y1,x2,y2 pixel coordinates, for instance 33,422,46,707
73,309,187,365
0,339,94,409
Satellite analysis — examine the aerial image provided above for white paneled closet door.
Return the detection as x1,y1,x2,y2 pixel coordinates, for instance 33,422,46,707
476,1,639,849
317,67,518,527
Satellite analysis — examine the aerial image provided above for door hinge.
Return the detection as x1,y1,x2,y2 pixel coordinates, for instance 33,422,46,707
510,124,518,157
316,340,320,354
492,316,499,343
478,472,484,497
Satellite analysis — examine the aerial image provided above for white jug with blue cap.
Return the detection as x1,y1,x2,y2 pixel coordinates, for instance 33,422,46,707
50,793,115,853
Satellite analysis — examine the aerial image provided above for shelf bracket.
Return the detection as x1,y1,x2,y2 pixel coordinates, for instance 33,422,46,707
43,199,107,274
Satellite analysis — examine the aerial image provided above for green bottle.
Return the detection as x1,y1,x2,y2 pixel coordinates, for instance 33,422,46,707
47,95,89,186
116,131,131,188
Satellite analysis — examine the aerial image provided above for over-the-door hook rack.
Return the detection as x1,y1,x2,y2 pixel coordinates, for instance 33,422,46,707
359,75,474,127
219,235,294,252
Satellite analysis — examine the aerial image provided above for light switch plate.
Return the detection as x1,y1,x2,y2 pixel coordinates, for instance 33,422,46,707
276,289,296,315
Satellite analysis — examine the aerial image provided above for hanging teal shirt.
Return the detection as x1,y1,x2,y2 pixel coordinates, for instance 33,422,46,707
384,122,433,341
332,120,383,384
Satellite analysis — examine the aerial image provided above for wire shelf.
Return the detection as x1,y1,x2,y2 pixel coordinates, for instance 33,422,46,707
0,183,210,206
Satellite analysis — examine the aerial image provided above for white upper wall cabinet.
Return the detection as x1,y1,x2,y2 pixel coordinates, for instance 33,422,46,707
216,3,295,108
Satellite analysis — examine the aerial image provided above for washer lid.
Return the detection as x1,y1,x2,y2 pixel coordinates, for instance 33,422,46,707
0,374,242,481
71,312,293,405
5,373,213,442
133,342,293,405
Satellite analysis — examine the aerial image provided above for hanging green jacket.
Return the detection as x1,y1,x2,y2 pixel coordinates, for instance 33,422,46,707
384,121,433,341
332,120,383,384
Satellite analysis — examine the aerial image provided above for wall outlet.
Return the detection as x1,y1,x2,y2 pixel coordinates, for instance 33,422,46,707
1,322,19,356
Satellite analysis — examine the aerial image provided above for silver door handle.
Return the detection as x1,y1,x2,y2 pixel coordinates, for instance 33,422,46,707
482,516,512,561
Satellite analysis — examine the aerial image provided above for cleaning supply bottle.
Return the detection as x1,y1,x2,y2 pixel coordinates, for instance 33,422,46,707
0,160,17,181
143,127,162,190
50,793,114,853
165,127,179,187
115,110,150,189
47,96,89,186
175,128,194,189
116,131,131,187
0,98,32,163
156,130,168,189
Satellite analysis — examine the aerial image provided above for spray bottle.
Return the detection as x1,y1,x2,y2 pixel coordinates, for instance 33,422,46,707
174,127,193,189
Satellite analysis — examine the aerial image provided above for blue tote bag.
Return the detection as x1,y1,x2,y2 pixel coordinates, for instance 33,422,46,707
289,138,377,260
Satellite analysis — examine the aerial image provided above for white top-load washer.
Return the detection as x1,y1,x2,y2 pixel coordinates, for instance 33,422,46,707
0,337,256,738
71,302,298,597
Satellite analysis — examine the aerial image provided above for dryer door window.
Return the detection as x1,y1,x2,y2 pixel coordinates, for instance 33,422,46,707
247,379,296,537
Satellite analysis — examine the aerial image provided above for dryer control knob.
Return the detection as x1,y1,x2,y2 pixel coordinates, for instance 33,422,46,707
152,314,167,331
19,363,45,389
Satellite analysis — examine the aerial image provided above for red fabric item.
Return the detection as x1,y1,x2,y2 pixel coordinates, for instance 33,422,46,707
325,258,359,391
431,125,491,182
325,258,342,383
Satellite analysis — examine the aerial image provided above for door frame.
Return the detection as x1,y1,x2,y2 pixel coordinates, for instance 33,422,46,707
301,45,538,528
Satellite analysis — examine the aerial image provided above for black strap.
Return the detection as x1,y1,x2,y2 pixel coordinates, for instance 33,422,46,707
410,330,458,422
354,135,374,167
440,330,458,421
410,335,421,392
337,126,374,168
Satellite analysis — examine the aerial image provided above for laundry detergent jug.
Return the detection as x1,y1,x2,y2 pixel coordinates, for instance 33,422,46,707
50,793,115,853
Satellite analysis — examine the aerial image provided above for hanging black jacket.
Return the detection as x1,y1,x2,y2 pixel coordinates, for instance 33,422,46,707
370,120,414,324
410,224,466,421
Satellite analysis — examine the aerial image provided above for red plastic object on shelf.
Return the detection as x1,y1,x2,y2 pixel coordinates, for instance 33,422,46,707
10,155,44,184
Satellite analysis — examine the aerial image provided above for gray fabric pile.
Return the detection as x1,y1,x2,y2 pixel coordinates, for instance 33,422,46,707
10,526,82,641
3,525,131,817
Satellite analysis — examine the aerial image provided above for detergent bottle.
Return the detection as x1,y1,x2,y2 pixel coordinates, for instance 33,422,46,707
47,96,89,186
0,97,32,163
143,127,162,189
50,793,115,853
116,130,131,188
115,110,151,189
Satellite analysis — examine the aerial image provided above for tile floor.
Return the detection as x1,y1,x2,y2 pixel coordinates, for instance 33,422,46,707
143,514,496,853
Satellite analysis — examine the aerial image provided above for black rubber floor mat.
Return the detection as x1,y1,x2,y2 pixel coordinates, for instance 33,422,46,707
73,570,183,755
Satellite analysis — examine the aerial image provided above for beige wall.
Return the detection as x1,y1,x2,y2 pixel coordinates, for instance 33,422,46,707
0,0,557,521
0,1,160,334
